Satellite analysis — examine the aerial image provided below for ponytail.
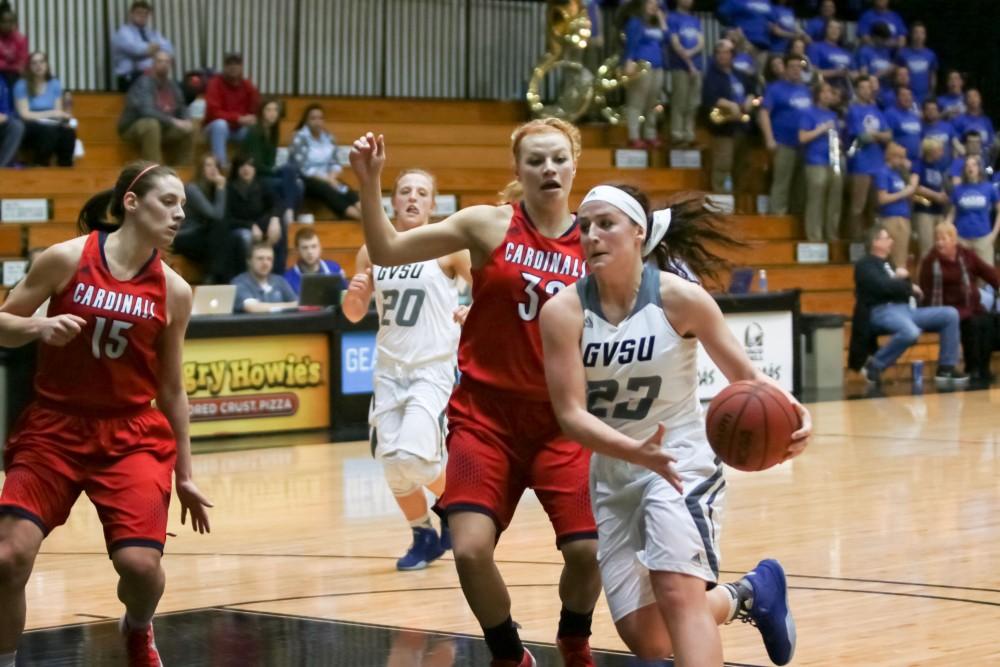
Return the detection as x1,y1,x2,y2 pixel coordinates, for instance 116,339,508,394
77,160,177,234
648,192,745,286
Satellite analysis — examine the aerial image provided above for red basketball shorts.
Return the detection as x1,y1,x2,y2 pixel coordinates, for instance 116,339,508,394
0,401,177,554
440,378,597,546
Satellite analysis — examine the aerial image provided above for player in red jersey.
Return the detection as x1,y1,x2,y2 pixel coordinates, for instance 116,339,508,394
0,161,212,667
351,120,599,667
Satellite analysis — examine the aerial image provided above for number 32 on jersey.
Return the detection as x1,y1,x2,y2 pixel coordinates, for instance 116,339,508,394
517,271,568,321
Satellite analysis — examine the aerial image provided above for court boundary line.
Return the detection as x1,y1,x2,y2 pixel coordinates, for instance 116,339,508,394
35,550,1000,595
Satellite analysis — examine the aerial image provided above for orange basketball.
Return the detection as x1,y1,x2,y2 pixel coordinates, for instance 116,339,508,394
705,380,800,472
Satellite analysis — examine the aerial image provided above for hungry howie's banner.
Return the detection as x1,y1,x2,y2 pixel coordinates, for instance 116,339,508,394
183,334,330,436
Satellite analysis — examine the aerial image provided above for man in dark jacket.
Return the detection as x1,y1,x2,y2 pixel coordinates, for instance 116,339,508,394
702,39,753,193
849,224,968,385
118,50,193,164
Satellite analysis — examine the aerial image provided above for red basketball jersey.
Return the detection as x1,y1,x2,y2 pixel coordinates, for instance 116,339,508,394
34,231,168,414
458,202,586,400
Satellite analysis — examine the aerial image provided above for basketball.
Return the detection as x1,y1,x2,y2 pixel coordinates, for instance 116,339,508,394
705,380,801,472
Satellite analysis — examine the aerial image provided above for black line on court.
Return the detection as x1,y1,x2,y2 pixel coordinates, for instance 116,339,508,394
38,550,1000,595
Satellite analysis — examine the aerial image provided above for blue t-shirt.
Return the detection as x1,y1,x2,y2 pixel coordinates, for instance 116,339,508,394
624,17,667,69
857,9,907,41
923,120,957,161
951,182,999,239
763,80,812,147
799,107,839,166
721,0,773,50
953,113,996,151
886,107,924,161
846,103,888,175
875,166,911,218
914,158,948,214
895,47,938,103
938,93,966,118
231,272,298,312
768,4,797,54
283,259,347,295
804,16,829,43
667,12,704,71
855,45,893,80
12,78,63,113
732,52,756,79
808,41,852,75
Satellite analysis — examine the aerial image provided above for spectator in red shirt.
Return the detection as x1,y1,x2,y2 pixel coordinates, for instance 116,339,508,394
203,52,259,169
0,1,28,87
919,221,1000,384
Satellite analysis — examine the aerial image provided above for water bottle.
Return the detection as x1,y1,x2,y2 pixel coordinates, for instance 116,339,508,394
757,269,768,293
912,360,924,392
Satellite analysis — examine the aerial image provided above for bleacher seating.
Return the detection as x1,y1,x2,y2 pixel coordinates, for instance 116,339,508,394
0,92,956,379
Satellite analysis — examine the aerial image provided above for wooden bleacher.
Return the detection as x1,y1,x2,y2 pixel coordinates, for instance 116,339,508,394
2,91,960,378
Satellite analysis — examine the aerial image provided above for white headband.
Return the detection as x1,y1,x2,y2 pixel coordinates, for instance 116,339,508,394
580,185,672,257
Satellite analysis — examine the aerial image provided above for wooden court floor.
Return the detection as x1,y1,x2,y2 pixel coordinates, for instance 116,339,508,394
8,389,1000,666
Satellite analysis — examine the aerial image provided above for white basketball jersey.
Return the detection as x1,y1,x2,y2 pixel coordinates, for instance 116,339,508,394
576,264,707,447
372,259,460,368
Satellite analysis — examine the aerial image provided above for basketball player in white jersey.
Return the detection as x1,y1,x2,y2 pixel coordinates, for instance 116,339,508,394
343,169,472,571
540,185,812,666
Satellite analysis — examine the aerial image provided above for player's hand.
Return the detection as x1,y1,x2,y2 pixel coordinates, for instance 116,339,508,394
349,132,386,185
177,478,213,534
452,305,470,326
39,314,86,346
633,423,683,493
785,399,812,462
347,267,372,295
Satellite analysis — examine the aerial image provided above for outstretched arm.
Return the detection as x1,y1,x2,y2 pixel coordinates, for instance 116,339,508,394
349,132,493,266
342,245,375,323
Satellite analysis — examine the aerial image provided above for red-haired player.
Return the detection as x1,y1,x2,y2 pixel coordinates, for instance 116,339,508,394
0,161,212,667
351,121,599,667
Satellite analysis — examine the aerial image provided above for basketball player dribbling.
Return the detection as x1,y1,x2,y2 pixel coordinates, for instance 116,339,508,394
351,121,600,667
0,162,213,667
343,168,472,571
540,185,811,666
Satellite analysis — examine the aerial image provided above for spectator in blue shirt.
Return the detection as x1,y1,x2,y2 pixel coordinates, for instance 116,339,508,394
808,21,853,99
950,132,986,185
886,88,923,162
0,74,24,166
702,39,754,193
878,68,917,113
921,98,958,163
13,51,75,166
667,0,704,147
912,138,952,261
718,0,773,53
946,155,1000,266
799,82,843,241
855,22,895,83
895,23,937,104
768,0,802,55
875,142,919,267
938,70,966,120
846,76,893,240
953,89,996,162
110,0,174,92
232,242,298,313
805,0,837,43
858,0,906,48
759,55,812,214
724,29,757,82
284,227,347,295
622,0,667,148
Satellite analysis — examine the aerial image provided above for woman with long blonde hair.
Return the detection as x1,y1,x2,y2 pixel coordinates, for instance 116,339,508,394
351,119,597,667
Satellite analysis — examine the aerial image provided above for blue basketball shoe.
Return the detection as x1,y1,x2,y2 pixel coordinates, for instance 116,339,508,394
738,559,797,665
396,526,446,571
